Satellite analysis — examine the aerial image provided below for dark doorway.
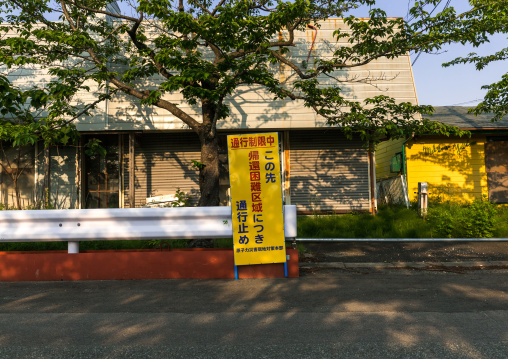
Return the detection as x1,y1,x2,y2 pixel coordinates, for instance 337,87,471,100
485,137,508,204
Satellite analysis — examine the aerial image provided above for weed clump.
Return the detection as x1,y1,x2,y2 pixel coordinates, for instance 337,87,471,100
427,196,498,238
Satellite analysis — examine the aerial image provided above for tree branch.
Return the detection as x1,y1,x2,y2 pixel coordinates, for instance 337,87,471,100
188,0,213,16
222,19,303,62
45,94,113,131
63,0,140,22
127,20,174,80
9,0,58,30
56,2,200,133
108,77,202,132
60,0,78,32
97,23,126,44
211,0,228,16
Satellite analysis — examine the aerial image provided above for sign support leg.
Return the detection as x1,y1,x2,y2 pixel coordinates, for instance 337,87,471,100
284,261,288,278
234,265,238,280
68,241,79,254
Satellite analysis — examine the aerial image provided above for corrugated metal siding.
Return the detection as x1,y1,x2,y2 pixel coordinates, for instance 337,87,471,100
1,29,107,132
123,132,201,207
104,19,418,132
405,135,488,202
1,24,111,132
289,130,370,212
3,20,419,133
429,106,508,129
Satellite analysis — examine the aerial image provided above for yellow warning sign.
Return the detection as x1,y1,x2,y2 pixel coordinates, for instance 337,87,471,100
227,133,286,266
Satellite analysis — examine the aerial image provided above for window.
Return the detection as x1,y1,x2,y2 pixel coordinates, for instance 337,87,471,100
0,143,35,208
84,135,120,208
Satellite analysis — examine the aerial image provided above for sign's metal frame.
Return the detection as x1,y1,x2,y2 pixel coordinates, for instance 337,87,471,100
227,132,287,270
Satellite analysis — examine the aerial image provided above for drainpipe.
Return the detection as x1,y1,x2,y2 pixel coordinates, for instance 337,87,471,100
401,135,414,205
306,24,318,63
401,136,413,177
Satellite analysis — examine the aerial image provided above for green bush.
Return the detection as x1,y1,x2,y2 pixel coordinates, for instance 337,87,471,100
426,204,457,238
494,206,508,237
427,196,498,238
462,197,498,237
298,200,505,239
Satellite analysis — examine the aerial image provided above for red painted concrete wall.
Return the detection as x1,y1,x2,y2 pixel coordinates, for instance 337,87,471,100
0,248,299,281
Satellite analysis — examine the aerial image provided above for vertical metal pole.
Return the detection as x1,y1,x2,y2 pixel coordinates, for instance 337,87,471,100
368,141,377,215
283,131,291,205
284,261,288,278
129,133,135,208
34,141,38,206
44,145,50,207
68,241,79,254
76,137,82,209
119,134,124,208
234,265,238,280
423,188,428,217
401,175,410,208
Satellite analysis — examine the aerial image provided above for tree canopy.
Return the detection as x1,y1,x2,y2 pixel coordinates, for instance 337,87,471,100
0,0,506,205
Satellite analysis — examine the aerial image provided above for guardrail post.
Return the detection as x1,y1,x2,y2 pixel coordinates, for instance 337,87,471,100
68,242,79,254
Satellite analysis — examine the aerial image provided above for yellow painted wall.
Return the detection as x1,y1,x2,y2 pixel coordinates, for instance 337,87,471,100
405,135,488,202
375,138,406,180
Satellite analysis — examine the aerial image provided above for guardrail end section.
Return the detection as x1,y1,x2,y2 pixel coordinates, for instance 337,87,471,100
284,205,297,238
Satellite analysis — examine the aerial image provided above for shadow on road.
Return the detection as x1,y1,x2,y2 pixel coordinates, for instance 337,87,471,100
0,270,507,358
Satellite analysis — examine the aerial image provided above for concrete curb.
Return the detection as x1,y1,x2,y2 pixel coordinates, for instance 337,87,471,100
300,261,508,270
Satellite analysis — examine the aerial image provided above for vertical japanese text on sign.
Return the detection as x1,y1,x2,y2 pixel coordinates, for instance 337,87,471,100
227,133,286,266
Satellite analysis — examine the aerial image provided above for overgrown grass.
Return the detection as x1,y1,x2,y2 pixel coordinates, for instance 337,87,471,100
493,206,508,238
426,198,500,238
298,201,508,239
298,205,432,238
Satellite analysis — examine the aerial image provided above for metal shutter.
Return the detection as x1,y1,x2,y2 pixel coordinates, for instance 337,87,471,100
289,130,370,213
123,132,201,207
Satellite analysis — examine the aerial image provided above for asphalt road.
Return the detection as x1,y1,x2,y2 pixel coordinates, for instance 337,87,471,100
0,268,507,358
302,241,508,263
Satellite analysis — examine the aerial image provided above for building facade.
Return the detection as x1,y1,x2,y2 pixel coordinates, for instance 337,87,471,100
1,18,419,213
376,106,508,204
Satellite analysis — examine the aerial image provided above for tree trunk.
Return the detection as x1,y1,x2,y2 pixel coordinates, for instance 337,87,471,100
13,177,21,210
197,128,220,207
196,99,221,207
187,103,220,248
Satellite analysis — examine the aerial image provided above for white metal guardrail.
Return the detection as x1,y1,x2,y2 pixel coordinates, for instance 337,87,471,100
294,238,508,242
0,205,297,253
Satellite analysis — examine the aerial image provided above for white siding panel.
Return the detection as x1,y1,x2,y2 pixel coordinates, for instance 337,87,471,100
2,19,418,132
1,26,108,132
104,19,418,132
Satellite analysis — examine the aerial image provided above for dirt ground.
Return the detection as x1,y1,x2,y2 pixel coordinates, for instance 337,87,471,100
300,241,508,263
